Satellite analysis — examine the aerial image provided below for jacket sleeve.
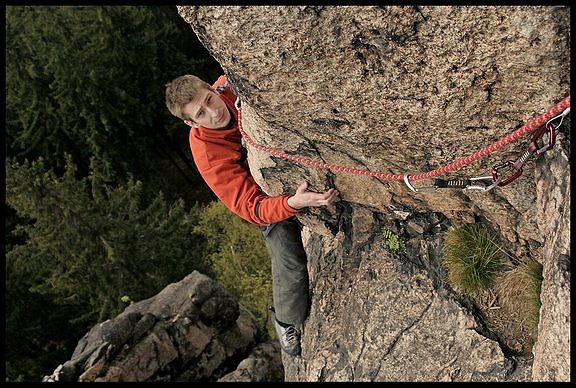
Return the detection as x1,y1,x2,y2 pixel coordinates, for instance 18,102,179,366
190,133,299,225
201,161,299,225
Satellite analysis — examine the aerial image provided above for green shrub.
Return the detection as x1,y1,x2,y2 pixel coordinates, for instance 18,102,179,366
442,223,503,295
383,229,406,251
195,201,274,338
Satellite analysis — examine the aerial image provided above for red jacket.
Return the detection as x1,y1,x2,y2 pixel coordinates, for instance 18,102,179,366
189,75,299,225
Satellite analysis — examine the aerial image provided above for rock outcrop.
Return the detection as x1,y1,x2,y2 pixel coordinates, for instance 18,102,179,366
46,5,570,382
43,272,284,382
178,5,570,382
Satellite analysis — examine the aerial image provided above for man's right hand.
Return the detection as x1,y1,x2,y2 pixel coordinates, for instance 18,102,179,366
287,182,339,210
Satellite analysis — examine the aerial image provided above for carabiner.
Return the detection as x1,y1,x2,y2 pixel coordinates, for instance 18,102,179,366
234,97,241,111
492,160,522,187
464,176,501,191
527,106,570,156
546,107,570,130
529,122,556,155
532,107,570,154
403,175,436,192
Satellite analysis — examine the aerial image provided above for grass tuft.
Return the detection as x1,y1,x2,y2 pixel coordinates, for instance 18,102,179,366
496,259,543,332
442,223,503,296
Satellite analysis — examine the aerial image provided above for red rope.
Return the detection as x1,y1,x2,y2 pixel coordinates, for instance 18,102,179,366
237,96,570,181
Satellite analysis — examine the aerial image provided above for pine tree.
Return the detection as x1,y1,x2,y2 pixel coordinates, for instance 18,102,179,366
5,5,220,202
5,5,224,380
6,156,214,380
7,155,213,320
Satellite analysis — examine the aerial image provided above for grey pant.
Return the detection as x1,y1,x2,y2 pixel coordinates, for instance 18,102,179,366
260,217,309,325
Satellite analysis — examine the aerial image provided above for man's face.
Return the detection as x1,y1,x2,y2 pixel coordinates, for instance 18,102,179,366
182,88,231,130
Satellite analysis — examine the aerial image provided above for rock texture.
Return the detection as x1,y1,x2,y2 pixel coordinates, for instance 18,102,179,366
178,5,570,382
45,6,570,382
531,130,571,381
43,272,284,382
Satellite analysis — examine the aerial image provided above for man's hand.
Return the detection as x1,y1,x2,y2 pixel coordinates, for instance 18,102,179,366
287,182,340,210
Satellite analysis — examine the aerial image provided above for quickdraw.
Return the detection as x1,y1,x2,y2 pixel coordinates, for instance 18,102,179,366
403,175,501,193
234,97,570,193
405,106,570,192
491,106,570,188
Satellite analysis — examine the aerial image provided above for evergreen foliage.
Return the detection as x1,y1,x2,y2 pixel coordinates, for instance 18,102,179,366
195,201,274,338
4,5,274,382
6,156,214,380
7,156,213,322
5,5,218,198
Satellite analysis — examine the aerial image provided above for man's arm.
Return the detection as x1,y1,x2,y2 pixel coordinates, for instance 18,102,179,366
201,156,338,225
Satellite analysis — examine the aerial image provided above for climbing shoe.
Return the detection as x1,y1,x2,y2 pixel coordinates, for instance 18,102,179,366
270,308,301,356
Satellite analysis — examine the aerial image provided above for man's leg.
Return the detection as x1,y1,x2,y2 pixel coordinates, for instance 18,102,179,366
261,217,310,326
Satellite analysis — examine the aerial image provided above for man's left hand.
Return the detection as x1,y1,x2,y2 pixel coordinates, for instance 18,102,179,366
287,182,339,210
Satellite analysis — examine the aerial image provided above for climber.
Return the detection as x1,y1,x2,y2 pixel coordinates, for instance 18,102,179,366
165,74,339,356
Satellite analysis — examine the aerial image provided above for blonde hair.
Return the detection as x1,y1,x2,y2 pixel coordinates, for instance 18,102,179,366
165,75,212,120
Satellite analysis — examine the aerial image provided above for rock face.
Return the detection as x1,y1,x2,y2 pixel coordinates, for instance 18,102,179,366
531,131,571,381
43,272,284,382
177,5,570,382
45,6,570,382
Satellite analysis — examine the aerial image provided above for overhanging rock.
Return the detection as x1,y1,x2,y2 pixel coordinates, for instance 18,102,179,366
179,6,570,382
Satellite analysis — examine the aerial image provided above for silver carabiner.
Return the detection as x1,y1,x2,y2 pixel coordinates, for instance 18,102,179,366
234,97,241,111
403,175,437,192
546,107,570,130
464,176,501,191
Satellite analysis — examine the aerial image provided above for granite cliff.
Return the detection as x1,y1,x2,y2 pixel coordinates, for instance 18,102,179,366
45,6,570,382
